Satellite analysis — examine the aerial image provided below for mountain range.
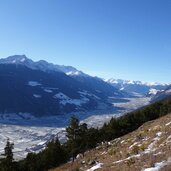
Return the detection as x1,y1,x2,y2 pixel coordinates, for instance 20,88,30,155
0,55,124,116
0,55,170,117
105,78,168,97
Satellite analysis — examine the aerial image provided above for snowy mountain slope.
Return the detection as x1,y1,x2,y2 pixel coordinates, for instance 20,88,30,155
0,63,124,116
0,55,125,95
106,78,168,97
1,55,167,99
151,85,171,102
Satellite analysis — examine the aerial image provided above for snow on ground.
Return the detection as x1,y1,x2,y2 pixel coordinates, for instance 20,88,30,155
33,94,42,98
166,121,171,126
143,161,166,171
44,89,53,93
144,132,162,154
54,92,89,106
149,89,159,95
112,131,163,166
86,163,104,171
142,158,171,171
28,81,42,86
0,96,150,160
0,125,65,160
113,154,141,164
129,142,139,149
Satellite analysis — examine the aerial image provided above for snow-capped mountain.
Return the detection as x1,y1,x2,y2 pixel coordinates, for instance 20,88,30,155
105,78,165,86
151,85,171,102
148,88,161,96
0,55,88,77
0,55,125,116
105,78,168,97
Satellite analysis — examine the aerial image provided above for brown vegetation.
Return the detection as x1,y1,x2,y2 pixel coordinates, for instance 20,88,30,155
51,113,171,171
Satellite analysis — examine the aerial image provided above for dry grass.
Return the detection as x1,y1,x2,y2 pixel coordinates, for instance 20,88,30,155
51,113,171,171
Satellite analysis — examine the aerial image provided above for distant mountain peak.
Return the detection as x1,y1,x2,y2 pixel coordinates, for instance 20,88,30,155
106,78,167,86
0,54,28,63
0,55,88,77
105,78,168,97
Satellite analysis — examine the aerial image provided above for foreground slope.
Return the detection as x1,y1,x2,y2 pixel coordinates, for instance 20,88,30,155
52,113,171,171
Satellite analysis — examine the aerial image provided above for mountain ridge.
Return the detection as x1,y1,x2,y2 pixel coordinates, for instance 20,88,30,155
0,55,169,87
105,78,168,97
0,55,89,77
0,57,124,116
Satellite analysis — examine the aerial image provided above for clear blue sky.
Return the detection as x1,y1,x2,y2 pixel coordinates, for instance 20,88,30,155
0,0,171,83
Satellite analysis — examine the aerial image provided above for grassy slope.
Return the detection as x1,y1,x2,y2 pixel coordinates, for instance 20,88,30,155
51,113,171,171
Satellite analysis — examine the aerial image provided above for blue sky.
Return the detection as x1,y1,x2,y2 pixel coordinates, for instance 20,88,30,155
0,0,170,83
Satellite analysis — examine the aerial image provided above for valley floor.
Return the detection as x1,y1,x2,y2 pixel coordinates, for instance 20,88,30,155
51,113,171,171
0,97,150,160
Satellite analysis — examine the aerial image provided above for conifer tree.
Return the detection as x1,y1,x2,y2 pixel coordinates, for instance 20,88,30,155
1,139,14,171
66,116,80,161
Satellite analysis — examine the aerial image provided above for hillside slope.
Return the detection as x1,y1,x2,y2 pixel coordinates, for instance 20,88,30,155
52,113,171,171
0,64,123,116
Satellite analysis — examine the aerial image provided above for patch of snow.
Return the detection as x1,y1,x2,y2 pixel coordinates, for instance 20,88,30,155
127,80,134,84
144,132,162,154
129,142,139,149
166,121,171,126
153,152,162,156
86,163,104,171
28,81,42,87
66,71,81,76
54,92,69,100
143,161,166,171
113,154,140,164
76,154,83,159
101,151,107,155
120,140,125,144
33,94,41,98
156,132,162,137
44,89,53,93
149,89,159,95
20,58,26,62
113,159,125,164
166,135,171,144
54,92,89,106
142,158,171,171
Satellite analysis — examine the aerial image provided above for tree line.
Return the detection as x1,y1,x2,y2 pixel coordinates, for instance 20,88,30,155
0,98,171,171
